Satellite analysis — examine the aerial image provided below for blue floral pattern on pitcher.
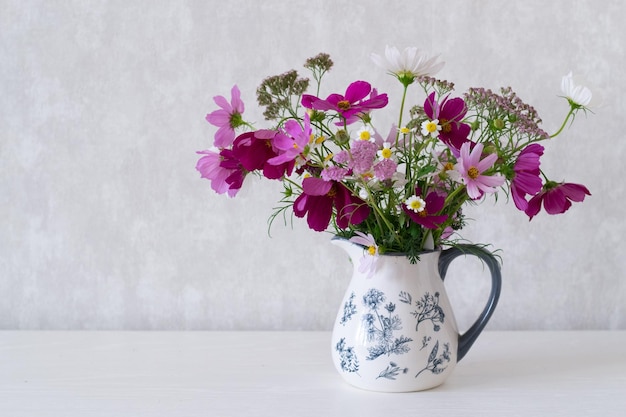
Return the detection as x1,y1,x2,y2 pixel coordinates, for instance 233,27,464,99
361,289,413,360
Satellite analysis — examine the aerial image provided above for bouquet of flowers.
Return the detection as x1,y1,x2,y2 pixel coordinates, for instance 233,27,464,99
196,46,591,264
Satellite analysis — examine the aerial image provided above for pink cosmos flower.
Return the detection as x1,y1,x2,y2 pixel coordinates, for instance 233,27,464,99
301,81,388,124
267,114,312,166
525,182,591,220
403,188,448,229
205,85,245,148
349,231,379,279
232,130,294,180
455,142,505,199
293,177,370,232
196,149,246,198
424,92,472,156
511,144,544,211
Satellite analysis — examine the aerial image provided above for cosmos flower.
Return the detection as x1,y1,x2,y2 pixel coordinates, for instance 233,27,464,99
403,188,448,229
561,71,592,108
455,142,505,199
293,177,370,231
232,130,294,180
301,81,388,123
195,148,246,198
511,144,544,211
525,182,591,220
205,85,246,148
349,231,379,279
267,114,312,166
371,46,444,86
423,92,472,156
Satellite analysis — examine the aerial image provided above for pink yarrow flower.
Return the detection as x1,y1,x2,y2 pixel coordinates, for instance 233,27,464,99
525,182,590,220
455,142,505,199
205,85,246,148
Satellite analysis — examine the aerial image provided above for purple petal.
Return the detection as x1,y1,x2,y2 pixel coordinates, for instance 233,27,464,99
476,151,497,173
560,183,591,202
230,85,244,113
212,94,231,111
206,109,231,127
441,97,467,121
302,177,333,196
544,189,570,214
213,126,235,148
344,81,371,103
423,92,438,119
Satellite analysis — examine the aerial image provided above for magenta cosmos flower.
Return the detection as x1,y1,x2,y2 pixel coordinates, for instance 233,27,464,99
196,148,246,198
232,130,294,180
455,142,505,199
525,182,590,220
293,177,370,232
205,85,245,148
424,92,472,156
511,144,544,211
301,81,388,124
403,187,448,229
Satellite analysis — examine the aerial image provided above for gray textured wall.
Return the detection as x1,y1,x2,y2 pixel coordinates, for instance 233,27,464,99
1,0,623,330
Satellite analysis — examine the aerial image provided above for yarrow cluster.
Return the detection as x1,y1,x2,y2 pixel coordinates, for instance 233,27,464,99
197,46,592,268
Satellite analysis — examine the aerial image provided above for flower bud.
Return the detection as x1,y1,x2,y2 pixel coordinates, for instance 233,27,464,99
492,118,505,130
334,129,350,145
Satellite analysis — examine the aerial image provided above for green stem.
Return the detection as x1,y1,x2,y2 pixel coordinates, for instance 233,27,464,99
396,84,410,147
550,108,574,138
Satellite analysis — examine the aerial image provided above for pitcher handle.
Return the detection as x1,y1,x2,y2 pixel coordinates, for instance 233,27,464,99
438,244,502,362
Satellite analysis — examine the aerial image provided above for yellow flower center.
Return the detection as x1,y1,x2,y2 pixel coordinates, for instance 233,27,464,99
367,246,377,256
425,121,438,133
337,100,351,110
468,166,480,179
443,162,454,171
400,126,411,135
359,131,371,141
381,148,392,159
409,199,425,212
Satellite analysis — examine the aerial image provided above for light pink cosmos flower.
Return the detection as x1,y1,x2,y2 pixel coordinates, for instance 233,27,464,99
195,149,245,198
349,231,379,279
268,114,312,166
455,142,505,199
205,85,245,148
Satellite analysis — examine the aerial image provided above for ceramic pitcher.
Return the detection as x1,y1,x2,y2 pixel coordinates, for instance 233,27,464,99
331,238,501,392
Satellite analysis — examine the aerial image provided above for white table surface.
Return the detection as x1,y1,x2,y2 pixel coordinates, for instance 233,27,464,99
0,330,624,416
